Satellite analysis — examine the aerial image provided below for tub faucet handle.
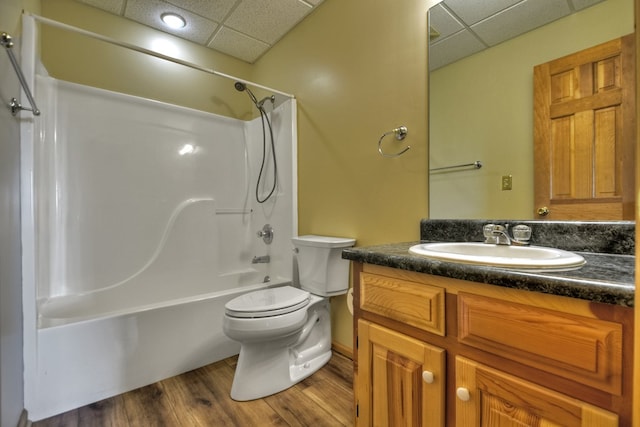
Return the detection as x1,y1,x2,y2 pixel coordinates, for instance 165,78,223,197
257,224,273,244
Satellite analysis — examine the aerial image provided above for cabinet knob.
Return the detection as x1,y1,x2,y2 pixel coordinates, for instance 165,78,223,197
422,371,434,384
537,206,550,216
456,387,471,401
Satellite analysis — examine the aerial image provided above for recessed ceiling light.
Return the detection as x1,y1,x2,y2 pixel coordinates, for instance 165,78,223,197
161,13,186,29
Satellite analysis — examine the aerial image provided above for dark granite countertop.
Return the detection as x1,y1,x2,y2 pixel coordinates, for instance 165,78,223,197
342,242,634,307
342,220,636,308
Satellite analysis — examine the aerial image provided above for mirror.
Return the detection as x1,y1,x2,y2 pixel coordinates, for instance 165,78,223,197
427,0,634,219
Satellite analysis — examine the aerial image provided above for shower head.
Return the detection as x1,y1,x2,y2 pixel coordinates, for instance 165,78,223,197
234,81,258,105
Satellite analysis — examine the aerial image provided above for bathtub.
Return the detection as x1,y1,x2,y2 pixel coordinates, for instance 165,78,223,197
24,75,298,420
32,274,290,420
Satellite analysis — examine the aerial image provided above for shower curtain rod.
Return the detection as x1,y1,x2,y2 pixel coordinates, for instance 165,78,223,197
27,13,295,99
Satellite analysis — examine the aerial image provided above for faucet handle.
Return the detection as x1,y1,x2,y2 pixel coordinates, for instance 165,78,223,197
483,224,498,244
257,224,274,244
512,224,531,245
483,224,493,235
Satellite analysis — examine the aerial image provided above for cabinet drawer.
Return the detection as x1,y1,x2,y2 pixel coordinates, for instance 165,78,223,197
360,273,445,336
458,292,623,395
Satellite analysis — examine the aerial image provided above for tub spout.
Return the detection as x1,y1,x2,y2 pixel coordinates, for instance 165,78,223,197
252,255,270,264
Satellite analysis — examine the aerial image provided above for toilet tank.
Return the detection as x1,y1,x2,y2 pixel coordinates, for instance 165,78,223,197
291,235,356,297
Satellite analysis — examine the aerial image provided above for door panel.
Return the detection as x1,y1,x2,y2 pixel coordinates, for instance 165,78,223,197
534,34,635,220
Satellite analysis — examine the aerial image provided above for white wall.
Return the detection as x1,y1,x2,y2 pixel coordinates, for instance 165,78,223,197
0,1,26,425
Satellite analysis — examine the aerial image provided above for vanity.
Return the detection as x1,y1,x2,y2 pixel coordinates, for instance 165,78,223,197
342,220,635,426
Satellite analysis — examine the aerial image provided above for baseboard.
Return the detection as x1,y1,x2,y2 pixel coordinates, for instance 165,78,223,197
332,341,353,360
18,409,31,427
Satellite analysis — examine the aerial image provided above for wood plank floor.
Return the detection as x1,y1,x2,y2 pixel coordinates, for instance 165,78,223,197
33,352,354,427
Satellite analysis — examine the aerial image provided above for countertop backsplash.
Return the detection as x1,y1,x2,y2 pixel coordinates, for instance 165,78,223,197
420,219,635,255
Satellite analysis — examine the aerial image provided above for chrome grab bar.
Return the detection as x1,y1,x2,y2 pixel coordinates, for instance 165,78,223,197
430,160,482,172
1,32,40,116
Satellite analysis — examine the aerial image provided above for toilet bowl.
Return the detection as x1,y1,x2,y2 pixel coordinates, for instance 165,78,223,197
223,235,355,401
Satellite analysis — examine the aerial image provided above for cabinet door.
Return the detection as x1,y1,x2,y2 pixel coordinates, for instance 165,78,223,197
455,356,618,427
356,320,445,427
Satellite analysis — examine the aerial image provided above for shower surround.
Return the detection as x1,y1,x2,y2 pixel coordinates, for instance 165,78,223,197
22,74,297,419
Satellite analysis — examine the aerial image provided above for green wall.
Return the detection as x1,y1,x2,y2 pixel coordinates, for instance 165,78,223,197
40,0,255,118
252,0,429,349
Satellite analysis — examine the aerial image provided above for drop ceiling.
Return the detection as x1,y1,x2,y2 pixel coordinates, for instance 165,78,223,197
429,0,606,70
76,0,325,63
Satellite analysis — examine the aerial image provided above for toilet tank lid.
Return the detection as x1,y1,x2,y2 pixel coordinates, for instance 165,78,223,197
292,235,356,248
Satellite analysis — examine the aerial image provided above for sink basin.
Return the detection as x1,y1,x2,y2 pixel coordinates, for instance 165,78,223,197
408,242,586,271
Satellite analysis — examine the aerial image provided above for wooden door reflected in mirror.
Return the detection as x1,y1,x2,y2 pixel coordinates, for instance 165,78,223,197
533,34,636,220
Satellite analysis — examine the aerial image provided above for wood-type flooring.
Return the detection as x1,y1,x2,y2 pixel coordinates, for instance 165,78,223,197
32,352,353,427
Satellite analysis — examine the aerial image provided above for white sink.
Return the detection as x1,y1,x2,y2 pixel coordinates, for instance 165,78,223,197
408,242,586,271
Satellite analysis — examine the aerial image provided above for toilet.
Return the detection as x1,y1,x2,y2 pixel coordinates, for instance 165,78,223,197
223,235,355,401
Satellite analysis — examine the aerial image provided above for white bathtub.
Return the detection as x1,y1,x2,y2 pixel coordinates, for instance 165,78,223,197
32,275,290,421
23,75,298,421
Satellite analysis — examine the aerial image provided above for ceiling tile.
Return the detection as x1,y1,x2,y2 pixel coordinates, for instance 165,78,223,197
429,3,464,41
429,30,486,70
208,26,270,63
224,0,312,44
471,0,571,46
163,0,238,22
443,0,522,25
75,0,325,63
76,0,602,67
78,0,125,14
125,0,219,45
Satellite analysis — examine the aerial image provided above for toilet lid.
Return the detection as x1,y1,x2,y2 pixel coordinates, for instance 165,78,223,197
225,286,310,318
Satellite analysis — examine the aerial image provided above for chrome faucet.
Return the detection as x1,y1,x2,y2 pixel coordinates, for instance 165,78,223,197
252,255,270,264
483,224,531,246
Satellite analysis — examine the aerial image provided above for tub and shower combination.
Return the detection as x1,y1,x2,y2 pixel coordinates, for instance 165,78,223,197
20,17,297,420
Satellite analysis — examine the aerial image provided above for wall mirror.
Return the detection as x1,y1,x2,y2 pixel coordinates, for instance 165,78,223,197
427,0,634,220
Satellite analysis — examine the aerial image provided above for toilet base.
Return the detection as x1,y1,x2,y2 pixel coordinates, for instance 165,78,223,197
229,297,332,401
230,345,332,401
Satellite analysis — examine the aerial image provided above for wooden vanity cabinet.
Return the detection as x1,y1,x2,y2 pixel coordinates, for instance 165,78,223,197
352,263,633,426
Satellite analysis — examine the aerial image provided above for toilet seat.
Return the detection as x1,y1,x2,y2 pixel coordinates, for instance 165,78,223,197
225,286,310,318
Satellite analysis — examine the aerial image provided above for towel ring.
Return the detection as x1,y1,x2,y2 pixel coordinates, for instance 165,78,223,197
378,126,409,158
